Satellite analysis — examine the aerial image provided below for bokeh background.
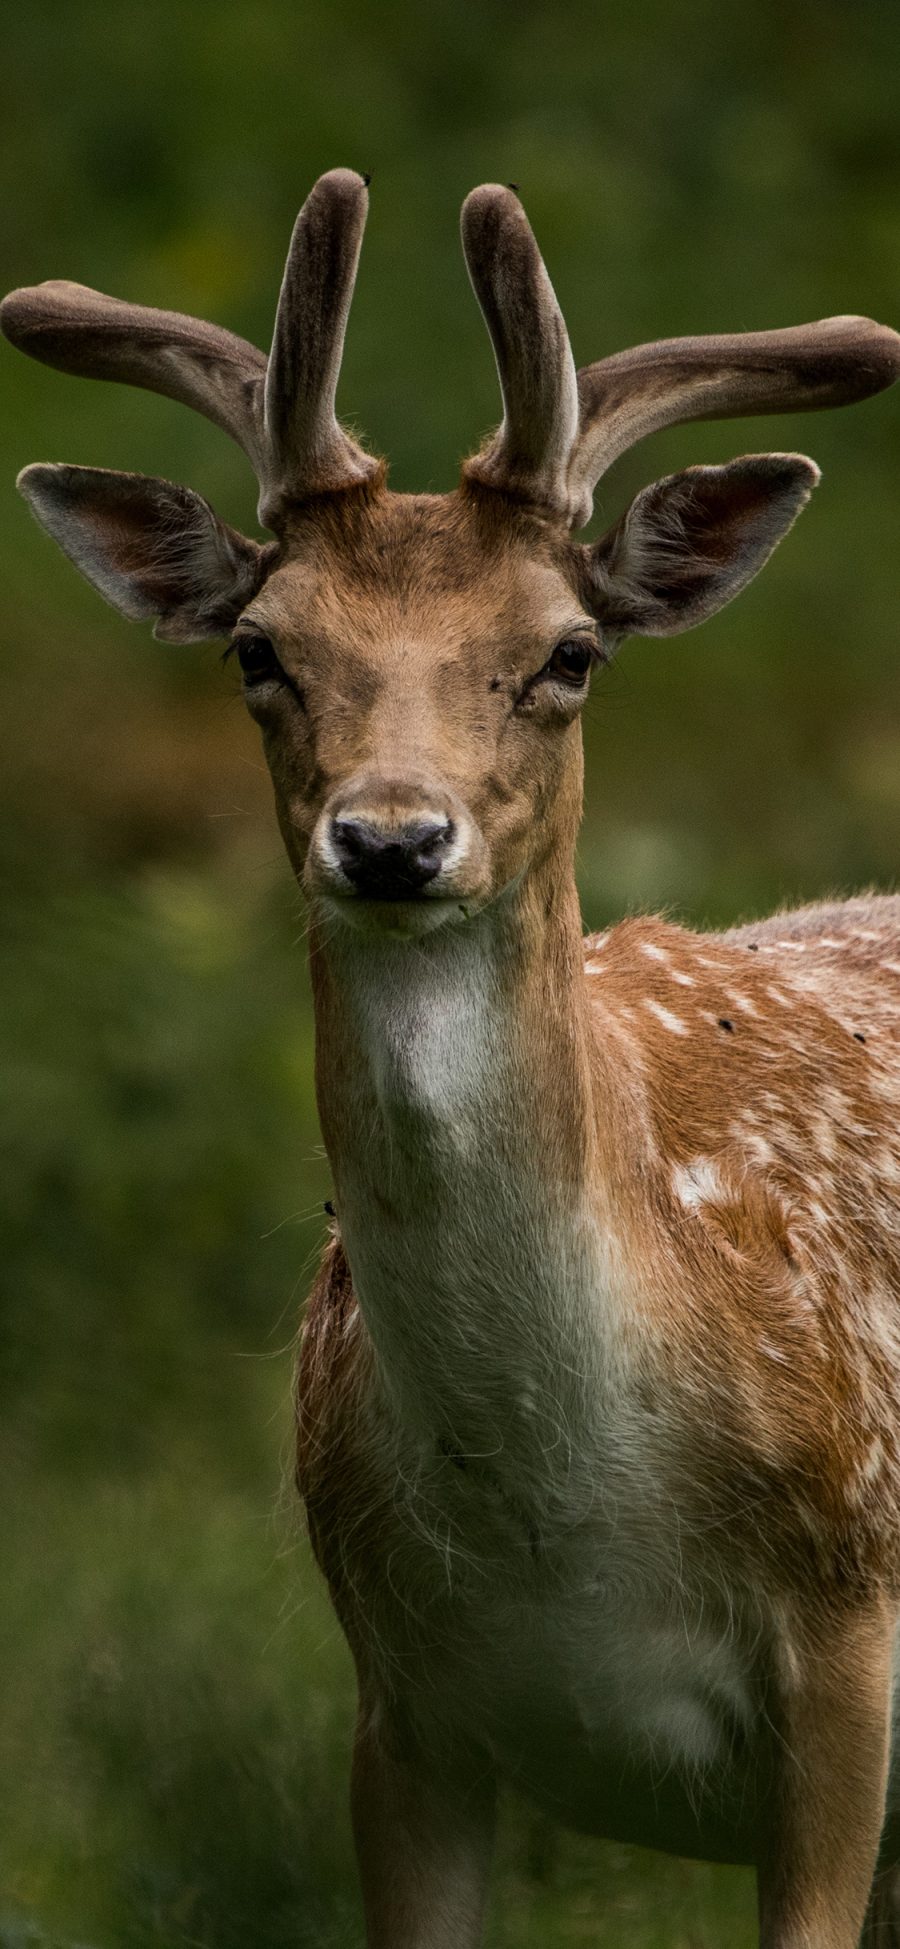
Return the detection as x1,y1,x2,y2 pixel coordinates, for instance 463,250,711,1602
2,3,900,1944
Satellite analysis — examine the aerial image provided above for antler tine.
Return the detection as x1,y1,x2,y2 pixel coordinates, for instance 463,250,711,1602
569,318,900,518
461,184,580,522
0,280,269,476
262,167,379,523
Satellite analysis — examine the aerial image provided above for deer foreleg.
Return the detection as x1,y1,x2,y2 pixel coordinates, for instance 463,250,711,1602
758,1597,894,1949
351,1696,496,1949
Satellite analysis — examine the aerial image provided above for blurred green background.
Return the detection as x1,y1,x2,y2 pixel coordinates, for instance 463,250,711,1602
2,2,899,1943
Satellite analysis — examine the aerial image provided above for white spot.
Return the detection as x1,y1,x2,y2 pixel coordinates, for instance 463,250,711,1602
881,961,900,977
672,1157,725,1210
759,1337,788,1364
775,940,806,952
798,1501,831,1545
669,969,695,987
811,1116,838,1163
858,1437,886,1486
728,992,758,1017
766,986,792,1007
641,942,670,963
585,959,607,975
644,999,689,1036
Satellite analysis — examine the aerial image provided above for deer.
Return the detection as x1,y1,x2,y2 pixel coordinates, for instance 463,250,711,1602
5,167,900,1949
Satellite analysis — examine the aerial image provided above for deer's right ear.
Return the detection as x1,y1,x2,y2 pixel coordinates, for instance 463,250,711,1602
17,464,272,642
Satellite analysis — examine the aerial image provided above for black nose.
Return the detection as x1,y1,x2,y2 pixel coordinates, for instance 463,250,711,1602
331,814,454,898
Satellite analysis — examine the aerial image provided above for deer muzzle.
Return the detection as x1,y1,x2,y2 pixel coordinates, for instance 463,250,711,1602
308,773,488,927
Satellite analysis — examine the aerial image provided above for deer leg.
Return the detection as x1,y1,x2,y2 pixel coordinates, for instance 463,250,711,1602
757,1597,894,1949
351,1697,496,1949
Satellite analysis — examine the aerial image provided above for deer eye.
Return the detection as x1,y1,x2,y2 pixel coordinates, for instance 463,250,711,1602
233,633,281,687
546,638,595,685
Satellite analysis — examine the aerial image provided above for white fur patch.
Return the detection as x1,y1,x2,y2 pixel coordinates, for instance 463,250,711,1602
739,1131,777,1167
644,999,689,1036
858,1437,887,1486
672,1157,726,1211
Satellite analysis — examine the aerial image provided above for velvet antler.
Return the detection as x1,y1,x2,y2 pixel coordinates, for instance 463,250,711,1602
461,184,900,529
0,168,378,528
261,168,376,520
461,184,580,520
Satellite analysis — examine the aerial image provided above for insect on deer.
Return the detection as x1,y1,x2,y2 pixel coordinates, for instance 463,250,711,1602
6,169,900,1948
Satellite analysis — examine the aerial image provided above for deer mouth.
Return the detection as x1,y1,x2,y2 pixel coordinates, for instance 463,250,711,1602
315,887,477,939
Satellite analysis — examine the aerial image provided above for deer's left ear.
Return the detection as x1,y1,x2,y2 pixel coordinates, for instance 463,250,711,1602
17,463,272,642
583,454,820,638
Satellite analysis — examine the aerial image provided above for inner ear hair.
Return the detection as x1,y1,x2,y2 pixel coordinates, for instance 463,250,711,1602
584,453,820,639
17,463,273,643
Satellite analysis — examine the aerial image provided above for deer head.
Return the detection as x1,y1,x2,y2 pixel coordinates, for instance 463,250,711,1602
4,169,898,935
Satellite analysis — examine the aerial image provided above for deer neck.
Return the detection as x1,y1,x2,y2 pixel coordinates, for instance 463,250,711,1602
309,859,631,1468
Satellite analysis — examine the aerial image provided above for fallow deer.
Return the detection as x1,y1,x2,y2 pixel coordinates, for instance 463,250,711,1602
6,169,900,1949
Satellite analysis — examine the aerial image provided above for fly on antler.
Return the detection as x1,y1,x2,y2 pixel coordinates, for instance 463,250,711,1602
6,173,900,1949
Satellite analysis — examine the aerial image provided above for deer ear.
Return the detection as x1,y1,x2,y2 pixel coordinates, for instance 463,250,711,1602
584,454,820,638
17,463,271,642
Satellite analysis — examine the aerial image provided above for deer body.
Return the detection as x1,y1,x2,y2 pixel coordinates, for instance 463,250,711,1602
302,877,900,1876
7,170,900,1945
304,902,767,1870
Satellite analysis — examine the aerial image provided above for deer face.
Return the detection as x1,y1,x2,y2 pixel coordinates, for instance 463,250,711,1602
233,490,596,934
4,168,897,936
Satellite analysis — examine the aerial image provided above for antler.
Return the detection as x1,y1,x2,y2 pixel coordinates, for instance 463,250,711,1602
461,185,900,529
569,319,900,522
0,168,379,527
461,184,579,520
261,168,376,520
